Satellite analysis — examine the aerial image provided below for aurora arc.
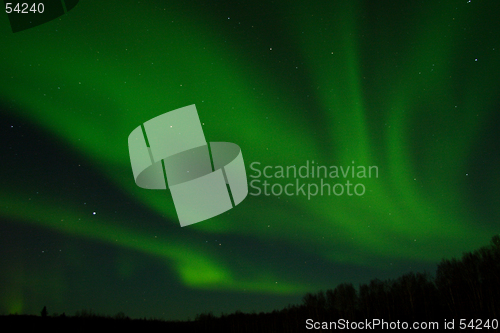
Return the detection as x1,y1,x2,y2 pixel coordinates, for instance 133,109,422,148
0,0,499,320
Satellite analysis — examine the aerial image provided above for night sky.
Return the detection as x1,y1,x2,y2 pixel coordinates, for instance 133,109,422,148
1,0,499,321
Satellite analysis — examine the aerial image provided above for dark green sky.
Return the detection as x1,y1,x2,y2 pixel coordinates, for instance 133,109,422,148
1,0,499,321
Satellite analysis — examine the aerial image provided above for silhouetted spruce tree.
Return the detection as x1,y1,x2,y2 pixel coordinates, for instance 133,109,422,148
332,283,357,320
41,306,48,318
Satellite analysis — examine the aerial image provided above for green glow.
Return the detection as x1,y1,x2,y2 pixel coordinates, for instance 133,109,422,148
1,0,499,319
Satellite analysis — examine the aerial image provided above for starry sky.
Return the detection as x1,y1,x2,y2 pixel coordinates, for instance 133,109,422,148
1,0,499,321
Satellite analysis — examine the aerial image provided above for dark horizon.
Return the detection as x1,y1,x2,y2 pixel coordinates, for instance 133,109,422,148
1,0,499,322
3,234,499,326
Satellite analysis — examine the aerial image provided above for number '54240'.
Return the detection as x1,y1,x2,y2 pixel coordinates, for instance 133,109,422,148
5,3,45,14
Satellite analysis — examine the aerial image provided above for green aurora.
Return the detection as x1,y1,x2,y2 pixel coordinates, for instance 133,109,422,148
0,0,499,320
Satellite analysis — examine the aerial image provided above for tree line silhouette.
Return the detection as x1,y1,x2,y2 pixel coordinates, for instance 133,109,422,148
1,235,499,332
294,235,500,324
